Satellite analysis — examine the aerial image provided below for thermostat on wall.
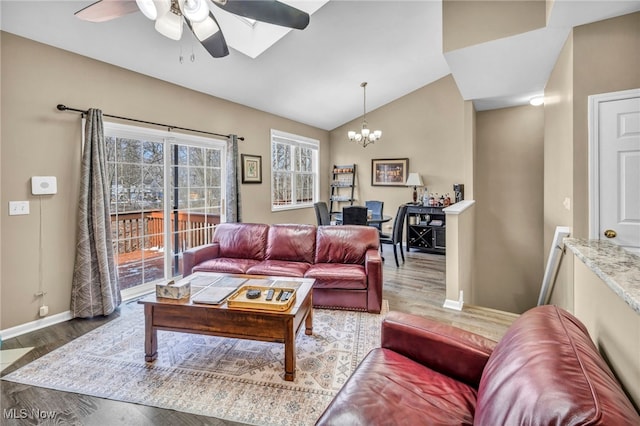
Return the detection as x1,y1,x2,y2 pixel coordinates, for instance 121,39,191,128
31,176,57,195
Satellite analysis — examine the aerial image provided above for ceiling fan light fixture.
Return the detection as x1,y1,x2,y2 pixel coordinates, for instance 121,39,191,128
192,16,220,41
155,9,184,40
180,0,209,23
136,0,159,20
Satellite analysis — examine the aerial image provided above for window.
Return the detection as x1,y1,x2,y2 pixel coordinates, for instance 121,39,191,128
104,122,225,294
271,129,319,211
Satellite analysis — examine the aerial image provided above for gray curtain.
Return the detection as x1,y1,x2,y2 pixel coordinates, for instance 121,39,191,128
71,109,121,318
226,134,241,222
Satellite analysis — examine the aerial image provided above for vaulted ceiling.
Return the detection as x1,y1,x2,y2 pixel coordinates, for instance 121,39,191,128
2,1,639,130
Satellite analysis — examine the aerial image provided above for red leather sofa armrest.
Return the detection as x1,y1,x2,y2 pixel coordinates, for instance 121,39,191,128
381,311,496,388
364,248,383,313
182,243,219,277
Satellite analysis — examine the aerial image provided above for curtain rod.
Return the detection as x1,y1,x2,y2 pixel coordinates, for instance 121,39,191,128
56,104,244,141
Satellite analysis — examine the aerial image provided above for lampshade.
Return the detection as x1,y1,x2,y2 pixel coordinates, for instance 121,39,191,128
180,0,210,23
155,8,183,40
192,16,219,41
136,0,159,20
405,173,423,187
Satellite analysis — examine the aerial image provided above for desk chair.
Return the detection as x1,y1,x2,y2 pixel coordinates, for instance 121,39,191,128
342,206,368,225
314,201,331,226
380,204,408,267
365,200,384,231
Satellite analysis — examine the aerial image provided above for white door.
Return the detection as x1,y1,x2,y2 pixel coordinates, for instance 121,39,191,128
590,89,640,253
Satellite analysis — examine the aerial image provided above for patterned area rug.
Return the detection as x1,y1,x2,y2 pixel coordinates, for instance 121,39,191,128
3,301,388,425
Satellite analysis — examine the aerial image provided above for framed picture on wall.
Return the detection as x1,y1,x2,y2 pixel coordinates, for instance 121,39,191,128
371,158,409,186
241,154,262,184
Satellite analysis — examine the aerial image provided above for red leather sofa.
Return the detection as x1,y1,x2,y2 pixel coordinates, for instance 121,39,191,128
316,305,640,425
182,222,383,313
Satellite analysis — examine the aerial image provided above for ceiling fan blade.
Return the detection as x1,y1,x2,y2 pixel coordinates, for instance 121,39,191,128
75,0,139,23
214,0,310,30
186,13,230,58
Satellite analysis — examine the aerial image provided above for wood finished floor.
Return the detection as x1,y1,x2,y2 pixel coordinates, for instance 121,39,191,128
1,250,517,425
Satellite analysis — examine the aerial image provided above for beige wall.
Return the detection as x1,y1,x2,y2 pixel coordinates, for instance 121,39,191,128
328,75,470,234
474,105,544,313
572,12,640,238
445,203,476,304
443,0,545,52
0,33,329,329
545,12,640,308
573,259,640,408
544,32,575,309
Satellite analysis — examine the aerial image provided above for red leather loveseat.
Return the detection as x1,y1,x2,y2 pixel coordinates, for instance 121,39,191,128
316,305,640,425
182,222,383,313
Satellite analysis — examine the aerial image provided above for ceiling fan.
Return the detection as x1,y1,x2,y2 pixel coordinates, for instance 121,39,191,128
75,0,310,58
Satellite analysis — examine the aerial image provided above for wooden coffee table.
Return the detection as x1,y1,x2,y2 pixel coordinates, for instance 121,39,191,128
138,272,315,381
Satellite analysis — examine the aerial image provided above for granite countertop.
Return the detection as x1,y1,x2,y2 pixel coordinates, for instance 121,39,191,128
564,238,640,314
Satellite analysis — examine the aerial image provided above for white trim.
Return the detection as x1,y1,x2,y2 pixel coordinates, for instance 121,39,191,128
0,285,155,341
0,311,73,341
270,129,320,212
442,290,464,311
537,226,571,306
121,283,155,302
442,199,475,215
588,88,640,239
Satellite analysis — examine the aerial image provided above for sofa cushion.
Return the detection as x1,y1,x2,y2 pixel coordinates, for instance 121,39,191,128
304,263,367,290
192,258,260,275
246,260,310,277
475,305,640,426
316,348,477,426
265,224,316,264
213,223,269,260
315,225,379,265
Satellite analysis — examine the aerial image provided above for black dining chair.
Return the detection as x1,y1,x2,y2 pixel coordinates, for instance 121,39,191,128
365,200,384,231
380,204,408,267
314,201,331,226
342,206,368,225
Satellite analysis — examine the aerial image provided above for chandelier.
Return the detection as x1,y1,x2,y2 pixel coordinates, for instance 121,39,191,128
348,82,382,147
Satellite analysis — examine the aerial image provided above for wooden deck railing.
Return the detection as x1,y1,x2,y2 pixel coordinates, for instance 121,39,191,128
111,210,220,255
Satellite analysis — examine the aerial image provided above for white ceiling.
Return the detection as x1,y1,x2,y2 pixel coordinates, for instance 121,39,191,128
1,1,639,130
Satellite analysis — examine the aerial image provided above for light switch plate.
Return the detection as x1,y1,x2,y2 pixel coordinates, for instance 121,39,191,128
9,201,30,216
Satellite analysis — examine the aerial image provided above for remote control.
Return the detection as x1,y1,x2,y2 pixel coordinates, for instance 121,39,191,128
266,289,274,301
276,289,284,301
281,291,291,302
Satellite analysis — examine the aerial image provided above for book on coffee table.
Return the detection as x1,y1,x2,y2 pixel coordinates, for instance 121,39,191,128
191,276,248,305
192,286,239,305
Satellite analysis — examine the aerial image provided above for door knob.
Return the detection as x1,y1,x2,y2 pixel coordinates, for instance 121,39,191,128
603,229,617,238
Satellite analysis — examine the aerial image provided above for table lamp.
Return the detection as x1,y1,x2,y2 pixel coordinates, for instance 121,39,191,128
405,173,423,203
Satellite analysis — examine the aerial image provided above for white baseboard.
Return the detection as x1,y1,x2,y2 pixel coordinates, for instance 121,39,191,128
0,310,72,341
443,290,464,311
0,284,155,343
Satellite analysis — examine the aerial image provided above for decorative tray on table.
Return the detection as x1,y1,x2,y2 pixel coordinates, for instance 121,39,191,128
227,284,297,311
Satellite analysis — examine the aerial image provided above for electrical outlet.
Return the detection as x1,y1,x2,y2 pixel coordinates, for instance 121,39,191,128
39,305,49,317
563,197,571,211
9,201,30,216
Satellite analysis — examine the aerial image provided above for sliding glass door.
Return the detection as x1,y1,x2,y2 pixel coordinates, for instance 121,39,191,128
104,123,225,296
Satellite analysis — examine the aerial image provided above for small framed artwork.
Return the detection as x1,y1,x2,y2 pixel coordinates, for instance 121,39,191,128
371,158,409,186
241,154,262,184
